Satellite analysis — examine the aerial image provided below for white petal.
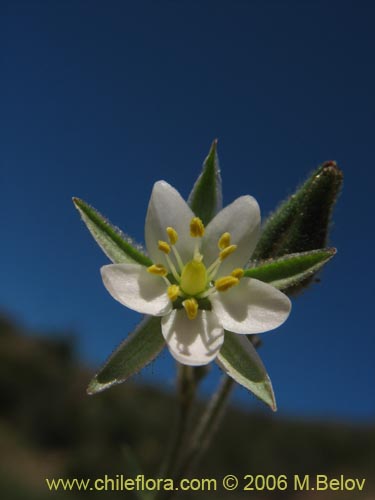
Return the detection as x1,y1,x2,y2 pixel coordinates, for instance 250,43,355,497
202,196,260,276
161,309,224,366
211,278,291,334
145,181,196,265
101,264,172,316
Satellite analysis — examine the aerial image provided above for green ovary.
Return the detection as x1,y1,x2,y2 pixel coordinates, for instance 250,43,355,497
180,260,207,296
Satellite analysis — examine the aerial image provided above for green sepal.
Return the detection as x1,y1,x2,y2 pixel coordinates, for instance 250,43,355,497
217,332,276,411
245,248,336,292
87,316,164,394
188,139,222,225
253,161,343,260
73,197,152,266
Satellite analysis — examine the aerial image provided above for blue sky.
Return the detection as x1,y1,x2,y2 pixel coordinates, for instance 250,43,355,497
1,0,374,420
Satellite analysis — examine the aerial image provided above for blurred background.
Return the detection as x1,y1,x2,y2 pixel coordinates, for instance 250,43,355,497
1,0,374,498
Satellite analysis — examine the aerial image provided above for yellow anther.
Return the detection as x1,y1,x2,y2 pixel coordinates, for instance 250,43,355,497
167,285,180,302
183,298,199,320
190,217,205,238
158,240,171,254
219,244,237,261
231,268,244,279
166,227,178,245
218,232,231,250
147,264,168,277
215,276,239,292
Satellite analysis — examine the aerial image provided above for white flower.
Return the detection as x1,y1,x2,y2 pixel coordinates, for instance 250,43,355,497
101,181,291,366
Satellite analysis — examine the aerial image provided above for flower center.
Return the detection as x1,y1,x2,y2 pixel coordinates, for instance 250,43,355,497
147,216,244,320
180,259,207,296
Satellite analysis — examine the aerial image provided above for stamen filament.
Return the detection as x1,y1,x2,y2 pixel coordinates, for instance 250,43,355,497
171,245,184,272
193,241,203,262
207,257,221,275
196,287,217,299
162,276,172,286
207,258,222,280
165,254,180,282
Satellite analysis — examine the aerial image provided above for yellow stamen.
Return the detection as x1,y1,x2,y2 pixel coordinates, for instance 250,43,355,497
171,246,184,272
215,275,239,292
218,232,231,249
219,244,237,261
166,227,178,245
231,268,244,279
207,258,220,276
147,264,168,277
190,217,205,238
158,240,171,254
183,298,199,320
164,254,180,282
167,285,180,302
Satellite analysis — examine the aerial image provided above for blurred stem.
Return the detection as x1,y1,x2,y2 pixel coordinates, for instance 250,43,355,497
155,374,234,500
158,364,196,481
177,375,234,478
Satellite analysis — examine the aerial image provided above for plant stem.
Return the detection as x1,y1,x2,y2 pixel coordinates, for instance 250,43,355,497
155,373,234,500
177,374,234,479
158,364,196,480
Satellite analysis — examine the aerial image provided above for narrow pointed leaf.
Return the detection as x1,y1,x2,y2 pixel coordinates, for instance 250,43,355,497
188,139,222,225
87,316,164,394
217,332,276,411
245,248,336,292
253,161,343,260
73,197,152,266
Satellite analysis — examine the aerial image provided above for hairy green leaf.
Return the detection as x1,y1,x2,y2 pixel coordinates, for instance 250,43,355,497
73,197,151,266
188,139,222,225
253,161,343,260
217,332,276,411
245,248,336,292
87,316,164,394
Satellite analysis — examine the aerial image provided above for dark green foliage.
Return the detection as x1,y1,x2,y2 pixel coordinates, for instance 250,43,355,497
188,140,222,225
253,161,343,260
73,197,152,266
88,316,165,394
218,332,275,410
245,248,336,292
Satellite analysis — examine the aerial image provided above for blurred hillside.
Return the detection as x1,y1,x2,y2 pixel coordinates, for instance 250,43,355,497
0,313,373,500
